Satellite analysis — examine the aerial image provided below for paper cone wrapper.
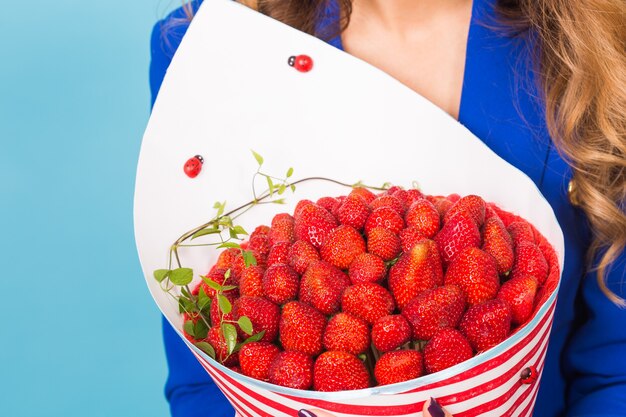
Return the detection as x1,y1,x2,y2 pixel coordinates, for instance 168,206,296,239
134,1,565,415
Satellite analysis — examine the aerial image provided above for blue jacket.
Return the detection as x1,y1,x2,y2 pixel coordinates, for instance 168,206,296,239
149,1,626,416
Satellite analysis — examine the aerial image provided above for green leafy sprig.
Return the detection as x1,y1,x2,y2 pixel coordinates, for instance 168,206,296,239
153,150,390,364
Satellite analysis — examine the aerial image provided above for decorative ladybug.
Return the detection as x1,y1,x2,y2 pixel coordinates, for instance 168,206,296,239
288,54,314,72
184,155,204,178
520,365,538,384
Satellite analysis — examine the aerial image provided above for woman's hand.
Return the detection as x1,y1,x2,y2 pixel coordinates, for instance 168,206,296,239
297,398,453,417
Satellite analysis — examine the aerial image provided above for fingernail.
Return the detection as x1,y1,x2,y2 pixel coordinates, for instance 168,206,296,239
428,397,446,417
298,410,317,417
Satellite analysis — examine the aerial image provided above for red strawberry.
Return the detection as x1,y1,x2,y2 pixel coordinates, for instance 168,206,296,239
365,207,405,235
372,315,411,352
294,203,338,248
269,213,295,246
490,203,519,227
349,187,376,204
323,312,370,355
447,193,461,203
435,211,481,265
239,265,265,297
511,241,549,285
444,247,500,305
460,299,512,352
210,291,237,327
230,249,265,279
399,227,427,252
484,205,500,222
317,196,338,213
250,225,270,239
248,234,271,258
266,241,291,267
367,226,402,261
349,253,387,284
497,274,538,325
279,301,327,356
201,268,237,298
287,240,320,275
482,216,514,275
405,189,425,206
370,195,405,216
232,296,280,342
313,351,370,391
434,197,454,217
424,328,473,374
511,242,549,286
374,350,423,386
294,199,314,219
402,285,466,340
299,260,350,315
388,240,443,310
342,283,395,325
444,195,487,226
239,342,281,382
390,189,409,211
268,351,313,390
330,195,347,219
262,264,299,305
320,225,366,269
215,248,240,271
206,326,239,367
507,221,535,247
405,199,441,239
337,195,371,231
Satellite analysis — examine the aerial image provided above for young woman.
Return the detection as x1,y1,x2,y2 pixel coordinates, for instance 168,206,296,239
149,1,626,416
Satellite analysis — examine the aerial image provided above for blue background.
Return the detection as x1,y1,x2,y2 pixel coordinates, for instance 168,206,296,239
0,1,177,416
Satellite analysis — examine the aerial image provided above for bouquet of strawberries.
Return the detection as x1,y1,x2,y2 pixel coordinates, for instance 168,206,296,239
171,178,558,395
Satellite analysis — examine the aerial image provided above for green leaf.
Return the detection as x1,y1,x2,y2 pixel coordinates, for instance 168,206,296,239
235,331,266,351
278,184,286,195
153,269,170,283
169,268,193,286
272,199,286,205
191,227,221,240
286,167,294,178
290,184,296,193
218,294,232,315
245,331,265,344
180,286,191,298
229,228,239,240
237,316,254,336
358,353,367,362
194,319,209,339
242,250,257,267
232,225,248,236
183,320,195,338
218,216,233,228
197,287,211,311
195,341,216,359
221,285,238,291
221,323,238,355
213,201,226,218
201,276,222,291
266,176,274,197
179,297,196,314
251,150,264,166
224,269,232,280
217,242,240,249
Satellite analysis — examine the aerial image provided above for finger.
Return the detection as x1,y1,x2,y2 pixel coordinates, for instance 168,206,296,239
298,409,339,417
423,397,454,417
